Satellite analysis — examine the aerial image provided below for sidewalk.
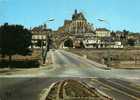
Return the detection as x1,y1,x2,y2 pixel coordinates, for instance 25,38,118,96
41,50,53,66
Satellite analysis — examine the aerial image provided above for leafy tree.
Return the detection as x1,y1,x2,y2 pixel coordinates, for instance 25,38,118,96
123,30,129,40
0,23,32,65
36,40,45,48
123,30,129,35
111,31,115,37
64,39,73,47
80,41,85,48
128,39,135,46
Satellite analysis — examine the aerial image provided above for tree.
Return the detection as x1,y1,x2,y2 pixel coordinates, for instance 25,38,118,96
80,41,85,48
64,39,73,47
0,23,32,65
123,30,129,40
128,39,135,46
123,30,129,35
36,40,44,48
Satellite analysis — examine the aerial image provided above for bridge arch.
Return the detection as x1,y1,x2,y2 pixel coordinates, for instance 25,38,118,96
59,37,74,49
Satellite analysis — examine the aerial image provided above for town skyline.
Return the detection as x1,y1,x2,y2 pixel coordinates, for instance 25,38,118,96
0,1,140,99
0,0,140,32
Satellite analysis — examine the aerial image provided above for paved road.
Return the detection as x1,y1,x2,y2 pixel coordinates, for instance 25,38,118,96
0,78,95,100
0,50,140,100
0,78,77,100
87,78,140,100
0,77,140,100
43,50,140,100
40,50,140,79
1,50,140,79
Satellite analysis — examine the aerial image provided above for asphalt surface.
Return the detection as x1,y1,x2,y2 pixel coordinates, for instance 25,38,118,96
0,50,140,100
40,50,140,79
0,78,139,100
0,78,79,100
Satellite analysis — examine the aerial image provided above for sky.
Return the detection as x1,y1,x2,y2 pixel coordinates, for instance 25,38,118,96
0,0,140,32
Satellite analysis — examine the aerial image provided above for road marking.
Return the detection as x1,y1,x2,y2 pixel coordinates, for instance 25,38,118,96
39,88,48,100
39,82,58,100
88,81,112,91
107,79,140,94
130,83,140,90
91,79,140,100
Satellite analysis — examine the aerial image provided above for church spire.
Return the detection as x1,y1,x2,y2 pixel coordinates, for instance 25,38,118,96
75,9,77,15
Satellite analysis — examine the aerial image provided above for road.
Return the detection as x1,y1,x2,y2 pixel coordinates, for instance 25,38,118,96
40,50,140,79
0,77,75,100
0,50,140,100
0,77,140,100
1,50,140,78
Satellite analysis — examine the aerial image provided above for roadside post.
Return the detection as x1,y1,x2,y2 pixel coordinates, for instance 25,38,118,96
97,18,111,67
41,18,55,64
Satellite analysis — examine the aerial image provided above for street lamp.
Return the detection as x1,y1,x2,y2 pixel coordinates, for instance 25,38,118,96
47,18,55,22
41,18,55,51
97,18,111,68
42,18,55,64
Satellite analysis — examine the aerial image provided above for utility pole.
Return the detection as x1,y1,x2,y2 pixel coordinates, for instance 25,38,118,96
43,31,52,64
41,18,55,64
43,32,49,64
107,37,111,67
97,18,111,67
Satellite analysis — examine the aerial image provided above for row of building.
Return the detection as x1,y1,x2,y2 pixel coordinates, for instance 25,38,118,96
31,25,53,48
31,9,140,49
57,10,125,48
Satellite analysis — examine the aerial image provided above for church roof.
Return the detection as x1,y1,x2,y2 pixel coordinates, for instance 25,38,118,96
72,9,86,21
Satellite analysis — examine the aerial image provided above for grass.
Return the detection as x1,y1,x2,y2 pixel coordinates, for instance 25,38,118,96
0,50,41,68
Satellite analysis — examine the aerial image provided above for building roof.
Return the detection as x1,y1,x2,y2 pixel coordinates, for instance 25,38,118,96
64,20,72,26
96,28,110,31
72,9,86,21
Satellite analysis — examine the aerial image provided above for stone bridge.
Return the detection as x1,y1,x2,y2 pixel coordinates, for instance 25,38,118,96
53,32,78,49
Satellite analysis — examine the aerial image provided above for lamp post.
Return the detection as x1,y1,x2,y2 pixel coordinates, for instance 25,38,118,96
97,18,111,68
42,18,55,64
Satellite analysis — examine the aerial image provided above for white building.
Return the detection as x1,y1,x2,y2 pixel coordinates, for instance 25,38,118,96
110,41,123,48
96,28,111,37
31,27,52,49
